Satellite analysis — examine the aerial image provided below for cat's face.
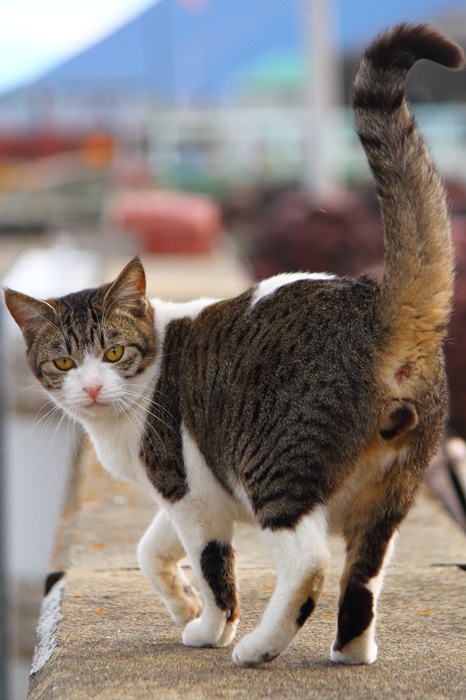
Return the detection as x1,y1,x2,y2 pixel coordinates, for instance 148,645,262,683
4,258,157,423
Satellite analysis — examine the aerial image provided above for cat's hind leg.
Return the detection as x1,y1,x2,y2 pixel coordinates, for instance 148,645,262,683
330,488,401,665
137,508,202,625
331,530,397,664
232,506,331,667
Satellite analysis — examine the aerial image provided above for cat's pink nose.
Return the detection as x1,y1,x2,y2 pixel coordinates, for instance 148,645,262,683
83,384,102,400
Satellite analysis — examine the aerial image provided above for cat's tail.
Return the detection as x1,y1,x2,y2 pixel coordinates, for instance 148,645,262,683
353,24,464,384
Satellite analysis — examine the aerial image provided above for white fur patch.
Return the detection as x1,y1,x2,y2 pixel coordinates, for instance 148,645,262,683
261,506,329,576
62,355,125,414
251,272,335,307
151,297,221,336
233,507,331,666
330,634,378,665
83,409,155,490
179,423,246,531
366,533,397,599
165,425,242,648
138,509,203,626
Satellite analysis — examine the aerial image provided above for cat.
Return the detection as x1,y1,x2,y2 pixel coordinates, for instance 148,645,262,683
4,24,464,667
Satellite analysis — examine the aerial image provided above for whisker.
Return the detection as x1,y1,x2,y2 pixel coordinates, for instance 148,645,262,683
121,389,177,426
7,382,48,396
122,395,178,436
116,397,168,459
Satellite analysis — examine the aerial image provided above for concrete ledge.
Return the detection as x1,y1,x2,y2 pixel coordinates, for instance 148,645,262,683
28,444,466,699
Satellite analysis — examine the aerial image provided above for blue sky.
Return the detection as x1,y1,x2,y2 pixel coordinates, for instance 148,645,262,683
0,0,460,94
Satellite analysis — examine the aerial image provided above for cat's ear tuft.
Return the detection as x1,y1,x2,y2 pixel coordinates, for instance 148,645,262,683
3,289,57,343
104,257,147,316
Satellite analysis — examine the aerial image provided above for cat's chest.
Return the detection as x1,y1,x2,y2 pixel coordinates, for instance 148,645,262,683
85,415,152,491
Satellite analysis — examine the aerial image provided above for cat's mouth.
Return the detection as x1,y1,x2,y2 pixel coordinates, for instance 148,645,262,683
83,398,111,410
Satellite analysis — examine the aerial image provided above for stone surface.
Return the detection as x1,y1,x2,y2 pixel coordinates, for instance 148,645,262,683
29,446,466,699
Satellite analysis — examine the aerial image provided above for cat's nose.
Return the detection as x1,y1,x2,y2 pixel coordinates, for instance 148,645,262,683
83,383,102,400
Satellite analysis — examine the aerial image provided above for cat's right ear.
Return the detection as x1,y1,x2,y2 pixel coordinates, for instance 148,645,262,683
103,257,148,316
3,289,57,344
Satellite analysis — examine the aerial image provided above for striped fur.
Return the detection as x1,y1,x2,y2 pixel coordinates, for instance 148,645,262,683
3,25,463,668
353,24,464,393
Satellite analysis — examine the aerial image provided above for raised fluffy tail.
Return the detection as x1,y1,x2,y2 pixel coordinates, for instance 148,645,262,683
354,24,464,381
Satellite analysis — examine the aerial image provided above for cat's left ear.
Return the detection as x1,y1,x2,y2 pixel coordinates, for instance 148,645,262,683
104,257,147,316
3,289,57,344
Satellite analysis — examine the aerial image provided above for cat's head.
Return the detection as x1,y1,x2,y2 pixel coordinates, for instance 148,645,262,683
3,257,157,422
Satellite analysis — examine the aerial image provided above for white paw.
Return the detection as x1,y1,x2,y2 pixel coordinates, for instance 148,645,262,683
232,632,280,667
182,615,227,648
168,584,203,626
330,637,377,665
217,619,239,647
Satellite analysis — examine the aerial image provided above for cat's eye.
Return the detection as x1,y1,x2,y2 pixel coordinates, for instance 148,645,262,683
53,357,75,371
104,345,124,363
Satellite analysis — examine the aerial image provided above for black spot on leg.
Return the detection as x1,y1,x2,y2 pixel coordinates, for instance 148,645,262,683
200,540,239,623
334,583,374,651
296,596,315,627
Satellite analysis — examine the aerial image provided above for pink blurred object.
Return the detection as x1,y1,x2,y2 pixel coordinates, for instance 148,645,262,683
110,190,221,254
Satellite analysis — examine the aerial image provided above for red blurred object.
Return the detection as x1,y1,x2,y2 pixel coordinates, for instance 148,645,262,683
0,131,80,160
110,190,222,254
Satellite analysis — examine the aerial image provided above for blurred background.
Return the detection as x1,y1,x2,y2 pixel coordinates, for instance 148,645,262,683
1,1,466,697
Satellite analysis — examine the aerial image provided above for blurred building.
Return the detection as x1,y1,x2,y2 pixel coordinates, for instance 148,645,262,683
1,0,466,200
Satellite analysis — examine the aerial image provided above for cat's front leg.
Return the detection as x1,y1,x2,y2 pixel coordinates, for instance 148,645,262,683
171,501,239,649
138,509,202,625
163,424,240,648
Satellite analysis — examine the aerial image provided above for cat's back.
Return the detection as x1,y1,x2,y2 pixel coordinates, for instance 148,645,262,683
187,272,382,393
180,274,384,523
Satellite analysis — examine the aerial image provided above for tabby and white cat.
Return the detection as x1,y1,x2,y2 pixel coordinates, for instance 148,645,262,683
4,25,464,666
